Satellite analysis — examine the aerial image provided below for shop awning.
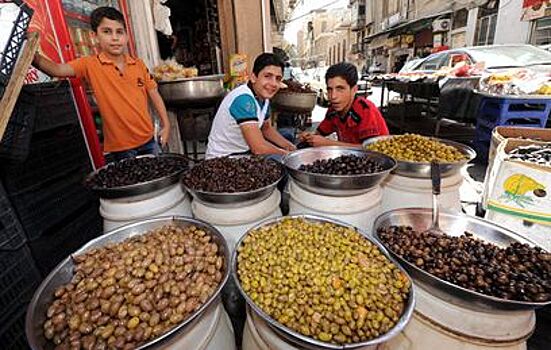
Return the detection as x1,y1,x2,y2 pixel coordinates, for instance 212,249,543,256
363,10,452,44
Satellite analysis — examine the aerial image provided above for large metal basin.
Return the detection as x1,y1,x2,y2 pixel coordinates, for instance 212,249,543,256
283,146,396,196
232,214,415,350
26,216,230,350
272,90,317,113
158,74,225,105
83,154,191,200
182,156,283,208
373,208,551,311
363,136,476,179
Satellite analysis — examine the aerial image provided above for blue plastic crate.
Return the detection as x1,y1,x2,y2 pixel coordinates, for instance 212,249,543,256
474,95,551,157
476,95,551,130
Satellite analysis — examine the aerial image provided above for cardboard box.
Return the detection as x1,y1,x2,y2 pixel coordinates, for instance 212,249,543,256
482,126,551,208
486,138,551,227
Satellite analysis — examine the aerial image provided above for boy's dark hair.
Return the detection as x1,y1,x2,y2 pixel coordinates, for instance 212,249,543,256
91,7,126,32
325,62,358,87
252,53,285,76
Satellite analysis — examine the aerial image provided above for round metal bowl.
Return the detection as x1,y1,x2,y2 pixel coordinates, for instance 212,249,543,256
373,208,551,311
182,158,284,208
283,146,397,197
271,90,317,113
363,136,476,179
158,74,225,105
84,154,191,200
232,214,416,350
26,216,230,350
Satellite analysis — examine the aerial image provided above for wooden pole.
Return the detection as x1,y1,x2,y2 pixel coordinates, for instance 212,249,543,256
0,32,39,142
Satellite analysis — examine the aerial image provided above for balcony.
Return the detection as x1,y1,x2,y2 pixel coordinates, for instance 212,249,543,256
352,15,366,31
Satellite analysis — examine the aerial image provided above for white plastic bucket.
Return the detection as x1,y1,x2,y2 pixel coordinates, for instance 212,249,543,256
192,190,282,254
382,286,535,350
158,299,236,350
381,173,463,213
100,184,192,231
288,180,382,232
243,307,378,350
485,210,551,251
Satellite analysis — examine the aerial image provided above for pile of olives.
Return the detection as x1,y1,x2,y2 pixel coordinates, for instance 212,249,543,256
299,155,385,175
281,79,316,94
509,144,551,166
42,224,225,349
366,134,467,163
183,156,282,193
237,218,411,345
86,156,189,188
378,225,551,302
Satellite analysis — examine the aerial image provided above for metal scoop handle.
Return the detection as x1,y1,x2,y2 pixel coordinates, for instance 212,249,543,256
431,161,441,230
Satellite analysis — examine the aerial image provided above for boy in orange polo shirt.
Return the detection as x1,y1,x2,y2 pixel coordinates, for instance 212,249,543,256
32,7,170,164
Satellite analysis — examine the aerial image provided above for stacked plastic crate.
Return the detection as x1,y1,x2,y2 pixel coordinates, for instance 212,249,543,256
474,95,551,162
1,81,102,276
0,183,41,349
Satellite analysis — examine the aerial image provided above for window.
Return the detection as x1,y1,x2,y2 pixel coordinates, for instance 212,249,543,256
416,53,447,71
452,9,468,29
321,21,327,33
343,40,346,61
532,17,551,45
475,14,497,46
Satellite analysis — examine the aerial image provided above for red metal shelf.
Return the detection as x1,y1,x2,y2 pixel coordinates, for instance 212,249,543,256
63,9,90,23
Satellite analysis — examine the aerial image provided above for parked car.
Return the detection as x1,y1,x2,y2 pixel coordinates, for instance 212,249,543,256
299,66,329,106
399,58,423,73
410,44,551,73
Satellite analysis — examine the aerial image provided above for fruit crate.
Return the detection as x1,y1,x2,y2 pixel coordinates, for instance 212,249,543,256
29,203,101,277
25,81,79,133
0,124,91,194
10,166,95,241
0,0,34,100
0,305,30,350
0,88,36,161
0,182,25,250
0,243,41,326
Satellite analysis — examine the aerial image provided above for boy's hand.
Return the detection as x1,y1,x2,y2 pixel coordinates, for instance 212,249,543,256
303,134,329,147
159,128,170,146
298,131,312,142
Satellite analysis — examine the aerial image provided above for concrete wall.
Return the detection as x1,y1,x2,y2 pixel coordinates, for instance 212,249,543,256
494,0,530,44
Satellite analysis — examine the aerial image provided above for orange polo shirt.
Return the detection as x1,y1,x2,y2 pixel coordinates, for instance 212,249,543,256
68,53,157,152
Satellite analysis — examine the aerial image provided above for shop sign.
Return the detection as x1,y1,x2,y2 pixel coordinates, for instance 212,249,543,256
401,35,415,47
521,0,551,21
386,36,400,48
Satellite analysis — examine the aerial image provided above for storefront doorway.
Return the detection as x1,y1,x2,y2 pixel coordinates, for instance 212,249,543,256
159,0,222,75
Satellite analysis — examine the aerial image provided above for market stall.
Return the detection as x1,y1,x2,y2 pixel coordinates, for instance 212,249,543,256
154,60,225,159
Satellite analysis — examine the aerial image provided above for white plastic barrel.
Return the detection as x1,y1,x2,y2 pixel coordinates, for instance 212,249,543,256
243,307,378,350
381,173,463,213
158,299,236,350
192,190,282,254
382,286,535,350
100,184,192,231
288,180,382,232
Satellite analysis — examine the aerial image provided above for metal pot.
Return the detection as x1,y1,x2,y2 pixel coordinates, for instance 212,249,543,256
363,136,476,179
158,74,225,106
283,146,396,197
232,215,416,350
26,216,230,350
373,208,551,311
271,91,317,113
